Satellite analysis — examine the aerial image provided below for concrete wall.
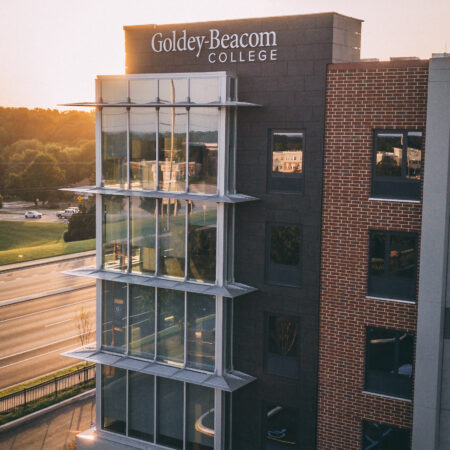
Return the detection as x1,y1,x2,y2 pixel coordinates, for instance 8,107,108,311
412,55,450,450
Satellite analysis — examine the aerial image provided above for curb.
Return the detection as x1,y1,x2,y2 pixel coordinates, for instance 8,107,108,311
0,388,95,433
0,250,96,274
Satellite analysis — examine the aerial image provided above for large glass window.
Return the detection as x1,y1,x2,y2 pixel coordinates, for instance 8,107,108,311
159,108,187,192
129,372,155,442
130,197,157,274
102,366,126,435
264,404,298,449
130,79,157,104
365,327,414,399
157,378,184,449
187,294,216,371
265,314,299,378
186,384,215,450
269,130,304,192
102,107,127,188
159,78,188,104
372,130,422,200
103,196,128,271
266,223,302,286
189,108,219,194
102,281,127,353
130,109,157,190
190,78,220,104
188,201,217,282
368,231,417,301
102,79,127,103
159,198,186,278
129,285,155,359
157,289,185,366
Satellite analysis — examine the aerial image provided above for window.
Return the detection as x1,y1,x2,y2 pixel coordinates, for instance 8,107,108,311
365,327,414,399
372,130,422,200
265,314,300,378
129,372,155,442
102,366,126,435
368,230,417,301
266,223,302,286
268,130,304,192
102,281,127,354
362,421,411,450
264,404,298,449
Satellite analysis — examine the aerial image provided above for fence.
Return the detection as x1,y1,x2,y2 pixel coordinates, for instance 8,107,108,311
0,364,96,415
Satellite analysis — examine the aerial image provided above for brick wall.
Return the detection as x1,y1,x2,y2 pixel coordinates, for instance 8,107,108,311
317,60,429,449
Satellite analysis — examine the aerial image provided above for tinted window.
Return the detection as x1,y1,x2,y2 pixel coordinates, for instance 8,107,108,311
368,231,417,301
269,131,304,192
102,366,126,434
265,404,298,449
362,421,411,450
266,315,300,378
365,327,414,399
102,281,127,354
266,224,301,286
372,130,422,200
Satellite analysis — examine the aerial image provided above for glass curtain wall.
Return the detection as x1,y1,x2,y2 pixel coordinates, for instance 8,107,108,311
102,281,127,353
101,368,216,448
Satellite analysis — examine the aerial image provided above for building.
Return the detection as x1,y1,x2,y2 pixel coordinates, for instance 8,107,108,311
60,12,450,450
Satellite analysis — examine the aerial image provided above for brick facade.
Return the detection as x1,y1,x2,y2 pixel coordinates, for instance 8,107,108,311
317,60,429,449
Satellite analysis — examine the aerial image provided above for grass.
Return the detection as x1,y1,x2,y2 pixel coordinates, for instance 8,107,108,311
0,380,95,426
0,363,94,397
0,220,95,265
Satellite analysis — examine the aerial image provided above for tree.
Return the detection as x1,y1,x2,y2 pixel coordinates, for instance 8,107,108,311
63,203,96,242
77,306,94,348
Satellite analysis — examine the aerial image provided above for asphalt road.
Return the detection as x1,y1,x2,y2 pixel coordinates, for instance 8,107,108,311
0,257,96,390
0,201,72,223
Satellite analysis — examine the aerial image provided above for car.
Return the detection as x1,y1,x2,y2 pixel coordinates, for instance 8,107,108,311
56,208,79,219
25,211,42,219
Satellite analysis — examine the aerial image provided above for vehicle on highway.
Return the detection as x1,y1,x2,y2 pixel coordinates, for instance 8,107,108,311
56,207,79,219
24,210,42,219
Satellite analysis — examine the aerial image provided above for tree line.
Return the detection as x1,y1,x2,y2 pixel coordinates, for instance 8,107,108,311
0,107,95,204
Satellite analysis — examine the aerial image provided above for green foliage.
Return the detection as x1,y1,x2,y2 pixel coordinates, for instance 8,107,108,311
0,194,2,208
0,107,95,202
64,204,96,242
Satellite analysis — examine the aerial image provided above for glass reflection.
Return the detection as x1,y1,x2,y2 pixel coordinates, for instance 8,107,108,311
102,80,127,103
102,281,127,353
159,78,187,104
188,201,216,282
389,234,416,278
130,79,157,103
159,108,187,192
157,378,184,449
159,198,186,278
370,232,385,276
270,225,300,266
187,294,215,371
375,133,403,177
103,196,128,271
265,405,298,449
157,289,185,366
186,384,215,450
272,132,303,175
406,132,422,180
102,366,126,435
129,372,155,442
102,107,127,188
130,109,157,190
130,197,157,274
189,108,218,194
129,285,155,359
190,78,220,104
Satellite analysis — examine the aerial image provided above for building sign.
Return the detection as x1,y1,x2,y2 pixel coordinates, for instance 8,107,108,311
151,29,278,64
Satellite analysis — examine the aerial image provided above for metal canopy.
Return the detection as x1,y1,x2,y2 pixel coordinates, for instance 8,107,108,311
63,348,256,392
58,100,261,108
63,267,258,298
60,186,258,204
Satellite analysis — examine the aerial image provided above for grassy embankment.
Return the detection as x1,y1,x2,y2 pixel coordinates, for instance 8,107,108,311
0,221,95,265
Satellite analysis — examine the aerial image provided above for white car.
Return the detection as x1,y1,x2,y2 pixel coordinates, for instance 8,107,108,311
25,211,42,219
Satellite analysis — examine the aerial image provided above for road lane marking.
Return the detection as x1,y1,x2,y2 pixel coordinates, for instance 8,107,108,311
0,332,91,362
45,318,73,328
0,343,82,369
0,298,94,323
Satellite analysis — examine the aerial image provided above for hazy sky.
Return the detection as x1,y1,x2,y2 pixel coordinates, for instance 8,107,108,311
0,0,449,109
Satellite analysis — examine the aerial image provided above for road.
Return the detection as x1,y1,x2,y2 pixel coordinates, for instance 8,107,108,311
0,256,96,389
0,201,72,223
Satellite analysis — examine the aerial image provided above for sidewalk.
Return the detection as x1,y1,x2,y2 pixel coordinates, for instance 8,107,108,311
0,393,96,450
0,250,96,273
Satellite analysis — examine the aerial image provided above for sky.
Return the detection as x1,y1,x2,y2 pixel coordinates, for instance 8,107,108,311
0,0,449,109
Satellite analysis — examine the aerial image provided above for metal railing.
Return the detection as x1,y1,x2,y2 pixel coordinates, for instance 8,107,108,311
0,364,96,415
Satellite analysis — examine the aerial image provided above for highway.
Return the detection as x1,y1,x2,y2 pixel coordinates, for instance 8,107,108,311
0,256,96,390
